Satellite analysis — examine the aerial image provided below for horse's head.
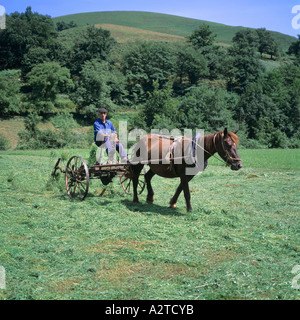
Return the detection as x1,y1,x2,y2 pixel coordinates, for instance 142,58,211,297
215,128,242,171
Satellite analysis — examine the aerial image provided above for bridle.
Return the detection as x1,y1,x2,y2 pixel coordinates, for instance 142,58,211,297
191,132,240,167
212,132,241,166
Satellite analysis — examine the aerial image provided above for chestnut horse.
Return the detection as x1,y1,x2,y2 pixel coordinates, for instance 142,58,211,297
130,128,242,212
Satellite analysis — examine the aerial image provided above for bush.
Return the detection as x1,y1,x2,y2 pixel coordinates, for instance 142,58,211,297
267,129,288,148
17,113,90,150
0,135,10,150
0,70,22,116
241,138,267,149
49,113,79,130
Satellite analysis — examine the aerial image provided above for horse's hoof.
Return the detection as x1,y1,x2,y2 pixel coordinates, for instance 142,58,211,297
147,198,154,204
169,203,177,209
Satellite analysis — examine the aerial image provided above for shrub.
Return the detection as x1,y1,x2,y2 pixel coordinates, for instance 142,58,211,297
0,135,10,150
17,113,90,150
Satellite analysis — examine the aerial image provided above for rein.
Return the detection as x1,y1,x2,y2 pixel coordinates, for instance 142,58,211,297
130,132,240,167
191,134,227,166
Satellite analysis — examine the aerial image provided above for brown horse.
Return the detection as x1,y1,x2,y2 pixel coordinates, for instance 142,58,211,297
130,128,242,212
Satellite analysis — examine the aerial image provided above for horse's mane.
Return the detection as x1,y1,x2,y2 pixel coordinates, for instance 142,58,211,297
218,131,239,146
228,131,239,146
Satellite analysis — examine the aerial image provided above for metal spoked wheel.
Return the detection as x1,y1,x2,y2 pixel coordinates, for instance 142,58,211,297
65,156,89,200
120,166,146,194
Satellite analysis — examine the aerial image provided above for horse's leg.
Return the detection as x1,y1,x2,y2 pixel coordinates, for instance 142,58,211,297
181,176,192,212
145,168,155,203
169,182,183,209
169,175,193,210
131,164,143,203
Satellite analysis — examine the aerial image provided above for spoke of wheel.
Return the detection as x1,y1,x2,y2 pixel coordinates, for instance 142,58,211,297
77,180,87,194
120,175,130,193
72,182,77,198
65,156,89,200
77,182,82,198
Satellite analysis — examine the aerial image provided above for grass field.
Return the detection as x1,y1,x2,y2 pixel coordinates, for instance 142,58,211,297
95,24,186,43
0,147,299,300
53,11,296,51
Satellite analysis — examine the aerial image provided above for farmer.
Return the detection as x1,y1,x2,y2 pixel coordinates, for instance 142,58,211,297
94,108,128,163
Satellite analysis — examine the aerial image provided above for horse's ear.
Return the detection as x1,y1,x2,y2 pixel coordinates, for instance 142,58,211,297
234,129,239,134
224,128,228,137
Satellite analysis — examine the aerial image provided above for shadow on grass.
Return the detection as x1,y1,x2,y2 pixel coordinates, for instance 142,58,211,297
49,188,185,216
121,199,185,216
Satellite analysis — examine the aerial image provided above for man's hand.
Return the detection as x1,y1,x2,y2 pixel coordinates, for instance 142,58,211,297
110,133,119,142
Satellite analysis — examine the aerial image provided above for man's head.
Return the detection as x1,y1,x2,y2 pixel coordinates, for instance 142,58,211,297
98,108,107,122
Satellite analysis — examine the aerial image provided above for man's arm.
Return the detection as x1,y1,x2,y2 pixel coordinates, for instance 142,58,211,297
94,121,118,142
108,121,119,142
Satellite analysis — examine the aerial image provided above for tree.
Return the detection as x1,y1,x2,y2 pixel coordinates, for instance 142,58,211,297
256,28,279,59
121,41,176,103
201,45,227,80
25,62,74,113
70,60,120,118
187,24,224,80
288,35,300,56
287,35,300,64
21,46,50,77
0,7,57,70
263,64,300,138
175,45,208,87
225,42,264,93
177,84,236,132
141,81,179,130
56,20,77,31
69,26,116,76
232,28,259,49
187,24,217,49
0,70,22,115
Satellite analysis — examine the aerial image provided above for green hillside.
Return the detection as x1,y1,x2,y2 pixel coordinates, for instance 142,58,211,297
53,11,296,51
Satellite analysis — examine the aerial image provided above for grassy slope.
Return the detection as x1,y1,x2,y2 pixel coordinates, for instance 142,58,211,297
0,117,56,150
53,11,296,51
0,148,299,300
95,24,185,43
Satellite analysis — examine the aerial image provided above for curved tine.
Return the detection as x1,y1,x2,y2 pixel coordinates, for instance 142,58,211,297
125,179,131,192
138,179,145,188
121,176,130,184
138,179,145,194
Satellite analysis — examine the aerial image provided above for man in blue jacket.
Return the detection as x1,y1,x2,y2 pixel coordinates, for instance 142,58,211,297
94,108,128,163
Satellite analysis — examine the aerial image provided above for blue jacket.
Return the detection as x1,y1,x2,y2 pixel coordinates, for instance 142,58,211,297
93,119,117,142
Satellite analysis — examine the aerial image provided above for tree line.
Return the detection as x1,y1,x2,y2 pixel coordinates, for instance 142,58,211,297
0,7,299,149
